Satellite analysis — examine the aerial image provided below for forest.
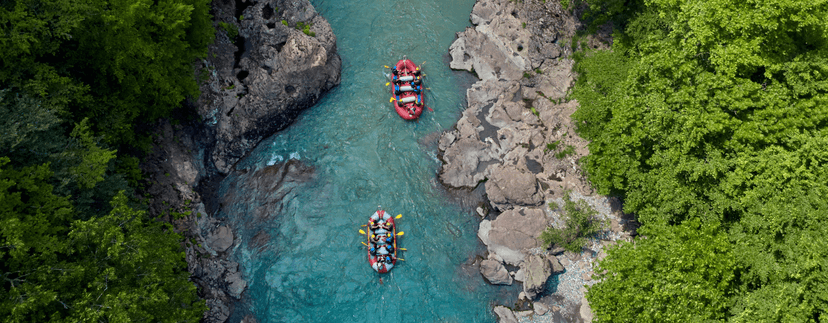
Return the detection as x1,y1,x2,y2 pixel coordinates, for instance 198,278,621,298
1,0,213,321
570,0,828,321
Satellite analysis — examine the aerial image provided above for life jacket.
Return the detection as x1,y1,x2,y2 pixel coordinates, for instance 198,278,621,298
399,96,417,104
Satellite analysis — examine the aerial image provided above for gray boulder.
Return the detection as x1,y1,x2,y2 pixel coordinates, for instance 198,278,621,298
523,254,552,299
485,164,544,211
534,302,549,315
224,270,247,299
548,254,565,274
483,208,548,265
480,259,513,285
448,0,531,81
207,226,234,253
493,306,518,323
204,299,229,323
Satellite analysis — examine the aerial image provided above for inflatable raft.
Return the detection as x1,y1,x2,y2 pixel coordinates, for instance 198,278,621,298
390,58,424,120
366,210,398,273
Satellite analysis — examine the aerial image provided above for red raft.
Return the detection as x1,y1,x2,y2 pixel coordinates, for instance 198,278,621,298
365,209,398,274
390,58,424,120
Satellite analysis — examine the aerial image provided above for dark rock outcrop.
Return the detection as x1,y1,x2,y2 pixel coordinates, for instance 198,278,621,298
200,0,341,174
139,1,340,322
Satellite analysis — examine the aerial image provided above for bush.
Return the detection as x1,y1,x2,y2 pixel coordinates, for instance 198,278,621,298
545,141,560,153
554,145,575,159
540,192,606,252
218,21,239,39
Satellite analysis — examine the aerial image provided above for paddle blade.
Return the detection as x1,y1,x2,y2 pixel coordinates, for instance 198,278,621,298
361,241,368,246
396,214,402,219
400,248,407,251
427,106,433,112
359,229,366,235
385,82,390,86
389,97,395,102
397,231,404,236
398,258,405,261
384,65,390,68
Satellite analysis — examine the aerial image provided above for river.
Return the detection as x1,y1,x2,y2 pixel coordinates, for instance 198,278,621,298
217,0,518,321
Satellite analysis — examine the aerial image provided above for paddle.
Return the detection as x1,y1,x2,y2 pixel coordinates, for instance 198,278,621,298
389,97,396,103
397,258,405,261
361,241,368,246
397,231,404,236
400,248,407,251
385,82,390,86
396,214,402,219
383,65,390,68
359,229,366,235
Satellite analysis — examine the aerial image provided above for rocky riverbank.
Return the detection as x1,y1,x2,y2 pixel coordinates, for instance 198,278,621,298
139,0,340,322
439,0,637,321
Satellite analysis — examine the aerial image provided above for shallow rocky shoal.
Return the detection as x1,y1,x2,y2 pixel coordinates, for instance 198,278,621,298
438,0,639,321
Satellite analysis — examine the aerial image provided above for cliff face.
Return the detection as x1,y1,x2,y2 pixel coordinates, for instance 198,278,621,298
203,0,341,174
139,1,340,322
439,0,636,321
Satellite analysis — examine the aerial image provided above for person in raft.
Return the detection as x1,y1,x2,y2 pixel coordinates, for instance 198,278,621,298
371,234,384,245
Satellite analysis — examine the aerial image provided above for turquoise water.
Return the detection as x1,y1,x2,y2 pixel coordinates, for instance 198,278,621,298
218,1,514,321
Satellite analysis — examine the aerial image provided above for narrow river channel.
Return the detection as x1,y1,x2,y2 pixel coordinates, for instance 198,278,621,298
217,1,517,321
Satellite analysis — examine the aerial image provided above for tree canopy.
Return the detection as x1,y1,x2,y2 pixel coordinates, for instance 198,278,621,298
571,0,828,320
0,0,213,320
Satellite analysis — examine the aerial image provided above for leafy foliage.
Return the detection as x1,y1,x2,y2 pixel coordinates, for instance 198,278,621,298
219,21,239,39
1,0,215,147
572,0,828,320
0,0,213,320
1,185,206,321
588,219,738,322
540,192,606,252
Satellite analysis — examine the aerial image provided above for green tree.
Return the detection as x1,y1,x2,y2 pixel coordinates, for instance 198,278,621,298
540,192,606,252
1,182,205,321
588,219,738,322
571,0,828,320
0,157,74,321
0,0,214,319
61,191,206,322
1,0,214,148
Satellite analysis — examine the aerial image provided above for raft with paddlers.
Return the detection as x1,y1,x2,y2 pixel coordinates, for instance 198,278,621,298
360,208,404,274
389,57,425,120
